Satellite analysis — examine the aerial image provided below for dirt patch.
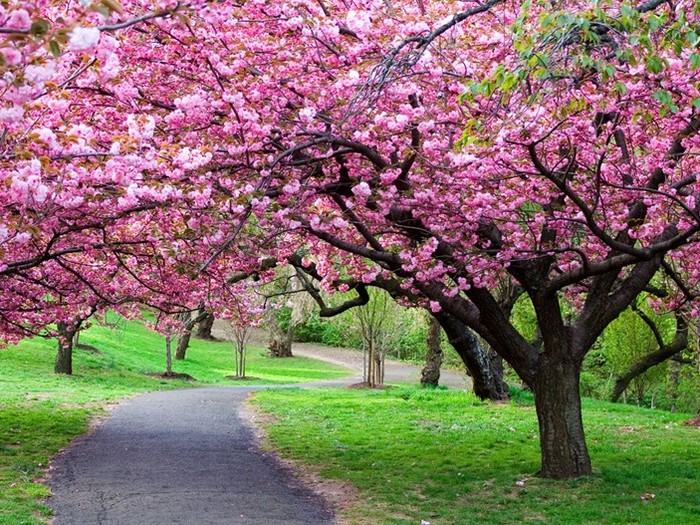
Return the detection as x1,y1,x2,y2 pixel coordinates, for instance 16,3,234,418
225,375,260,381
147,372,197,381
345,381,388,390
683,414,700,428
242,394,361,525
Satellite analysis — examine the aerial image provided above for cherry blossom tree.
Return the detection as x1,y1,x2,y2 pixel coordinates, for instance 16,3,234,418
3,0,700,480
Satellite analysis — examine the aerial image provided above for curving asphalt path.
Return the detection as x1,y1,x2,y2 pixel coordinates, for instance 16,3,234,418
47,387,334,525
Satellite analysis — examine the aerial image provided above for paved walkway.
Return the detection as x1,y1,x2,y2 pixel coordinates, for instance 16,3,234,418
48,387,334,525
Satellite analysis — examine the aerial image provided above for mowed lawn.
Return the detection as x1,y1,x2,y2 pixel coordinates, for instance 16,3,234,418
0,318,349,525
252,387,700,525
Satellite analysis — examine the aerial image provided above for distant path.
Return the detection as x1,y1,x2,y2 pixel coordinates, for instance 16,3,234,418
291,342,471,390
223,324,471,391
48,387,334,525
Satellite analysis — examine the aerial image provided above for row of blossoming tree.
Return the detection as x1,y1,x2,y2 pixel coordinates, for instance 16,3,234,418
1,0,699,479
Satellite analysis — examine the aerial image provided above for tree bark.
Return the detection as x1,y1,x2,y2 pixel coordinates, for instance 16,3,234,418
269,319,294,357
175,329,192,360
175,311,192,360
55,321,75,375
421,316,443,387
194,311,215,339
435,312,509,400
532,359,592,479
175,310,209,360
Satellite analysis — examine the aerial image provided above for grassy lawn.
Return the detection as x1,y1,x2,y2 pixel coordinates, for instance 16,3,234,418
252,386,700,525
0,318,349,525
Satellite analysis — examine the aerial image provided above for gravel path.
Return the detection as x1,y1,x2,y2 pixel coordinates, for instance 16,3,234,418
216,324,472,391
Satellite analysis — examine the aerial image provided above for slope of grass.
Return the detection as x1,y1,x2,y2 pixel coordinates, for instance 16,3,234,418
252,386,700,525
0,318,350,525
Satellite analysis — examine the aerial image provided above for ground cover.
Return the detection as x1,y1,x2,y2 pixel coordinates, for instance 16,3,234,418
0,319,349,525
252,386,700,525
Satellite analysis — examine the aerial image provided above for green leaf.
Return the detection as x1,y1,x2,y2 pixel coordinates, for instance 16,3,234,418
614,82,628,95
601,63,616,82
647,55,664,74
652,90,678,114
29,19,50,38
49,40,61,58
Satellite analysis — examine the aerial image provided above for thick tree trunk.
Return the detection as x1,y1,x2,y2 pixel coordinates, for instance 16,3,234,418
269,321,294,357
55,322,75,375
532,359,592,479
435,313,509,400
421,316,443,387
175,310,210,360
194,311,215,340
175,311,192,360
175,329,192,360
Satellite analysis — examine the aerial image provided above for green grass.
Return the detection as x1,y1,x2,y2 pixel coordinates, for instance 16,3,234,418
252,386,700,525
0,318,350,525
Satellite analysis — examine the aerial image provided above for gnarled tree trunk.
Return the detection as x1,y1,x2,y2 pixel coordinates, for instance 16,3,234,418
435,313,509,400
175,310,209,360
175,312,193,360
194,310,215,340
268,319,294,357
532,358,592,479
421,315,443,387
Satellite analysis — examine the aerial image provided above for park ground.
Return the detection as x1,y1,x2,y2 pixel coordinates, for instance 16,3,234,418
1,319,699,524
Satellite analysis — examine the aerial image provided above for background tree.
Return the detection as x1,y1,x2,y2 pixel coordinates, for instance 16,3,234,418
263,268,315,358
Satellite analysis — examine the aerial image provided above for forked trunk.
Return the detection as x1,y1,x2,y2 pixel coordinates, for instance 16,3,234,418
532,359,592,479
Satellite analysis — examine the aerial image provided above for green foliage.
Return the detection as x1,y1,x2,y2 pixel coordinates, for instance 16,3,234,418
254,386,700,525
293,312,350,347
602,308,673,406
511,295,539,345
0,318,350,525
